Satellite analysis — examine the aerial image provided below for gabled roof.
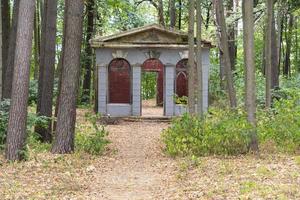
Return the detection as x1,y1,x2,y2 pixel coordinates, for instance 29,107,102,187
90,24,213,48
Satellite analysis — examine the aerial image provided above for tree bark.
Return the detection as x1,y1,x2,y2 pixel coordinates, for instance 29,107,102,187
169,0,176,28
82,0,95,104
188,0,196,114
158,0,165,26
242,0,258,152
196,0,203,117
178,0,182,30
271,11,279,89
51,0,84,154
1,0,10,84
265,0,273,108
214,0,237,108
3,0,20,99
33,0,41,80
35,0,58,142
5,0,35,161
0,2,2,100
283,14,293,77
227,0,236,70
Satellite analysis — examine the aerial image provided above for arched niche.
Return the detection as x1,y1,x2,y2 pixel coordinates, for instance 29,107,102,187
175,59,188,98
108,58,131,104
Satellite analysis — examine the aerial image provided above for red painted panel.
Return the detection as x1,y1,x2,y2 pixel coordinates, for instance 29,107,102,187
108,59,131,103
176,59,188,97
142,59,164,105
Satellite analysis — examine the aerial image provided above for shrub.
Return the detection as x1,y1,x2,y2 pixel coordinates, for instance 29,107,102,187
162,109,252,157
258,90,300,153
76,113,109,155
29,80,38,105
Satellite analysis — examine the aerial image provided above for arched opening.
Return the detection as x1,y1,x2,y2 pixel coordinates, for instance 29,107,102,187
175,59,188,103
108,58,131,104
141,58,164,116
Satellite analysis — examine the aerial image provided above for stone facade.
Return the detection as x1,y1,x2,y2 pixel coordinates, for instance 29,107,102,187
91,24,212,117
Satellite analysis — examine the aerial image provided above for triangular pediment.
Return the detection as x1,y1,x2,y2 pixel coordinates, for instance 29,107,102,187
90,24,212,48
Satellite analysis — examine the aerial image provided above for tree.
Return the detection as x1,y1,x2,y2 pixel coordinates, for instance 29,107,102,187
33,0,41,80
196,0,203,117
1,0,10,87
5,0,36,161
227,0,237,70
35,0,58,142
283,13,293,76
158,0,165,26
188,0,196,114
214,0,237,108
242,0,259,152
169,0,176,28
265,0,273,108
82,0,95,104
51,0,84,154
2,0,19,99
0,1,2,100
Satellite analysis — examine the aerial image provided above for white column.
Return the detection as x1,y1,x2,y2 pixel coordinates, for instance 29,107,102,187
98,65,107,115
164,64,175,116
202,48,210,112
132,64,141,116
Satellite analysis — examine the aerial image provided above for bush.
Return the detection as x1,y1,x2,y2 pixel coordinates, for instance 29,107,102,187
29,80,38,105
258,90,300,153
76,113,110,155
162,109,252,157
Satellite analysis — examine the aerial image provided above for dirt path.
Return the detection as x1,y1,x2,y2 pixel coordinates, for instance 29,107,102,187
87,121,179,200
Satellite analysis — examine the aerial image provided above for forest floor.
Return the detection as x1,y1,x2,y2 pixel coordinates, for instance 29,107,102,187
1,109,300,199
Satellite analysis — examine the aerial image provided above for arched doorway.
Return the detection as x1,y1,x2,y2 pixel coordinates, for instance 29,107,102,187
175,59,188,99
108,58,131,104
141,59,164,116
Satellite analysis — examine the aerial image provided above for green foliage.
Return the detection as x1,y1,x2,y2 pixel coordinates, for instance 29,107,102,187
162,109,252,157
174,95,188,105
0,100,10,150
28,80,38,105
76,113,110,155
258,90,300,153
142,72,157,100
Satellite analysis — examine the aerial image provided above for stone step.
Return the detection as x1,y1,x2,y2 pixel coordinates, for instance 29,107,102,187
123,116,172,123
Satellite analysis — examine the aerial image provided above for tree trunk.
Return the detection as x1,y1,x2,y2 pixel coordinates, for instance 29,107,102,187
283,14,293,77
51,0,84,154
1,0,10,84
0,2,2,100
242,0,258,152
178,0,182,30
227,0,236,70
271,11,279,89
188,0,196,114
5,0,35,161
214,0,237,108
196,0,203,117
158,0,165,26
3,0,20,99
82,0,94,104
169,0,176,28
35,0,58,143
33,0,41,80
265,0,273,108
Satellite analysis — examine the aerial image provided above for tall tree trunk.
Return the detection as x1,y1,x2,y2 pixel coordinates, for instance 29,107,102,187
51,0,84,154
1,0,10,84
214,0,237,108
283,14,293,77
82,0,95,104
35,0,58,142
33,0,41,80
158,0,165,26
227,0,236,70
5,0,35,161
0,2,2,100
169,0,176,28
188,0,196,114
265,0,273,108
3,0,20,99
178,0,182,30
242,0,258,152
196,0,203,117
271,11,279,89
